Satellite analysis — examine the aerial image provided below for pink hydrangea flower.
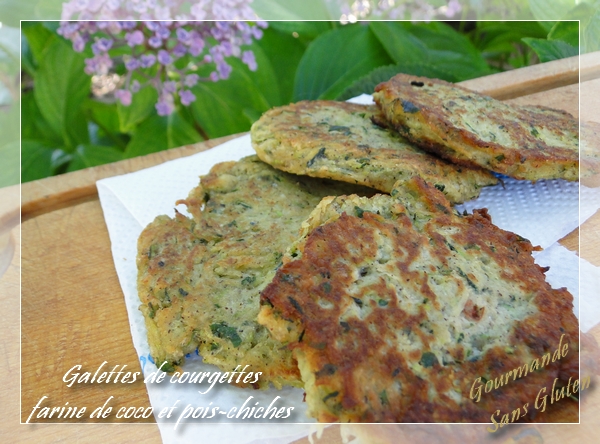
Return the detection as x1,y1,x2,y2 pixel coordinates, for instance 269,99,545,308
58,1,264,115
179,89,196,106
114,89,132,106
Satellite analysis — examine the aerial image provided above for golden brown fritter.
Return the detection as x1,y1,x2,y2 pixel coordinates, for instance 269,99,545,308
251,100,497,204
374,74,579,181
136,156,373,388
258,177,579,421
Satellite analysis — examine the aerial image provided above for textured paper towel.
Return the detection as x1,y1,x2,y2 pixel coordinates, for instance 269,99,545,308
533,243,600,333
97,100,600,444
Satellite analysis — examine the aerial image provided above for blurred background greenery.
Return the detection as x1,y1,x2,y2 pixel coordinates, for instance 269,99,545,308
1,0,599,187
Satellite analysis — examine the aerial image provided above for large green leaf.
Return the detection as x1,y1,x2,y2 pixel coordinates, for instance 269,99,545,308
370,22,491,81
0,100,19,187
124,112,202,159
21,91,63,145
474,21,548,42
67,145,124,172
528,0,578,30
33,37,90,151
293,24,392,101
189,56,277,138
368,22,426,63
472,22,546,52
239,39,282,107
582,8,600,53
470,21,547,69
0,141,19,187
0,26,20,108
190,83,254,137
21,22,56,66
408,22,491,79
84,99,131,149
117,85,158,133
267,21,334,42
257,26,310,104
564,2,600,53
338,63,458,101
522,38,579,62
84,99,121,137
21,140,69,182
20,31,37,77
1,89,20,145
548,21,579,47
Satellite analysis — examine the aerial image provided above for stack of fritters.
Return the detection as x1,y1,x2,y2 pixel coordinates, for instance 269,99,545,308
137,73,581,422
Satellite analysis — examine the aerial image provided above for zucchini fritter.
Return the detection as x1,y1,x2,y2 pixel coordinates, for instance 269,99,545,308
259,177,579,421
251,100,497,204
136,156,373,388
374,74,579,181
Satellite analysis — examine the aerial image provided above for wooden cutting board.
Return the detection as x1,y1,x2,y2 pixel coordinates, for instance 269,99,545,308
5,52,600,443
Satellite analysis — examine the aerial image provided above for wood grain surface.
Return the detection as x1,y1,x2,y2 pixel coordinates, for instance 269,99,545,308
3,229,163,442
21,201,155,423
460,52,600,99
5,54,600,443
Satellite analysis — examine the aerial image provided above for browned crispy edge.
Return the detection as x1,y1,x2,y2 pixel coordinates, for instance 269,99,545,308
260,177,579,423
374,74,579,181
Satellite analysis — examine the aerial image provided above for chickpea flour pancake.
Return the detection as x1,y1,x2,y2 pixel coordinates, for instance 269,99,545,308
136,156,373,388
251,100,497,204
259,177,579,420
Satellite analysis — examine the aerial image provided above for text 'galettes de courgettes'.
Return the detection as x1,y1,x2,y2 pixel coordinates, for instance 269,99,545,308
136,155,373,388
258,177,579,421
374,74,579,181
251,100,497,204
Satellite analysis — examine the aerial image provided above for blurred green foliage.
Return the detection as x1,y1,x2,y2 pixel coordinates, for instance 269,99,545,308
20,19,582,182
0,24,20,188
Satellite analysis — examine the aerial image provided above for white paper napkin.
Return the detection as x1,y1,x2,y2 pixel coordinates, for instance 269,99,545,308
533,243,600,333
97,108,600,444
